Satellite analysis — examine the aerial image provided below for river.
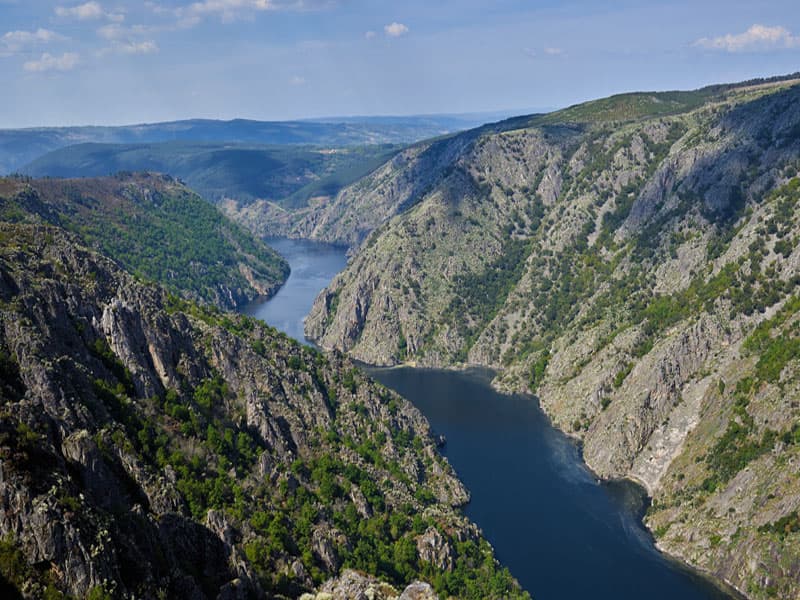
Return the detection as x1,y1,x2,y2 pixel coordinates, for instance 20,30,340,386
243,238,348,343
245,237,736,600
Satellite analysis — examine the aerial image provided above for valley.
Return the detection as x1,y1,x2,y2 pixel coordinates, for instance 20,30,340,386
0,223,524,599
247,239,738,599
1,72,799,600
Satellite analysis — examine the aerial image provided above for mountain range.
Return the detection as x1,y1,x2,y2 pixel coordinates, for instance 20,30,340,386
0,114,504,176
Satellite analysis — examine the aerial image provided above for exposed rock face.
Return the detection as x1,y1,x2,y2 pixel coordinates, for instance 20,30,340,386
225,135,479,248
311,526,344,572
398,582,437,600
300,569,438,600
306,77,800,599
415,527,453,572
0,223,525,599
350,485,373,518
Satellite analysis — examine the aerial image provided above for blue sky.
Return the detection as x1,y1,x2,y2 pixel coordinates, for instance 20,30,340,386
1,0,799,127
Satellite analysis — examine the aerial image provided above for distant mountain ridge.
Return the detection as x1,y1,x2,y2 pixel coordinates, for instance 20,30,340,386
0,114,500,175
22,142,402,210
225,73,800,246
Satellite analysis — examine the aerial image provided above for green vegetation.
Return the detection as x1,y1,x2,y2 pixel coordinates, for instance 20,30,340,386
307,76,800,600
446,236,534,358
539,90,717,125
744,296,800,383
613,362,634,388
759,511,800,539
0,175,289,308
699,377,800,493
532,73,800,126
24,142,402,210
528,350,550,389
0,536,30,593
14,266,523,599
0,534,77,600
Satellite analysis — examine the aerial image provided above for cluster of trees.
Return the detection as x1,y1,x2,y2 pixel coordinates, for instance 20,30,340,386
445,236,534,358
759,511,800,540
702,375,800,494
12,178,288,307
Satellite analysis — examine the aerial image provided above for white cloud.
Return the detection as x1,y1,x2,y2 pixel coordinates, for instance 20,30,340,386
384,22,409,37
694,24,800,52
56,2,124,22
524,46,565,59
97,23,124,40
144,1,170,14
96,23,153,40
23,52,80,72
175,0,276,24
117,40,159,54
1,28,65,57
187,0,275,13
364,30,376,40
289,75,306,85
95,22,159,56
55,2,104,19
147,0,329,28
3,28,61,45
2,28,63,48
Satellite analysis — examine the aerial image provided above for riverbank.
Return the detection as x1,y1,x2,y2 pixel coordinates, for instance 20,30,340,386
245,237,741,600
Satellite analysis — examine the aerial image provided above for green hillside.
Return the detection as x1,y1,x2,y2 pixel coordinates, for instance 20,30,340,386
306,75,800,599
0,173,289,309
23,142,401,210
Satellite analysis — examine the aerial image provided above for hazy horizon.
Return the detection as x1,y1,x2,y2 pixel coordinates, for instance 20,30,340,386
0,106,554,130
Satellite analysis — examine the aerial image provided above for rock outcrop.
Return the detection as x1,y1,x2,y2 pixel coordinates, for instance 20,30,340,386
300,569,437,600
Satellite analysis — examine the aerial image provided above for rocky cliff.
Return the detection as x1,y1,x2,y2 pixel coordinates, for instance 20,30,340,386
306,75,800,599
222,135,477,248
0,223,526,599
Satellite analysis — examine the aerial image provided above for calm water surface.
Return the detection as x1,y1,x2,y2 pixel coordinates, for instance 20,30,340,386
366,366,734,600
247,238,736,600
243,238,347,344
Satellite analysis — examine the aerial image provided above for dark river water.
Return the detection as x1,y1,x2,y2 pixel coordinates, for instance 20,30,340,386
245,238,736,600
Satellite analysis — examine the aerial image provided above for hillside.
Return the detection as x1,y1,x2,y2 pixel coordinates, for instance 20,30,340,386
226,133,480,247
0,115,492,176
0,222,527,599
306,75,800,599
0,174,288,310
226,74,797,248
22,142,401,211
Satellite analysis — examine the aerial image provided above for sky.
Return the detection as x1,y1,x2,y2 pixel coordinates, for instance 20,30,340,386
0,0,799,127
